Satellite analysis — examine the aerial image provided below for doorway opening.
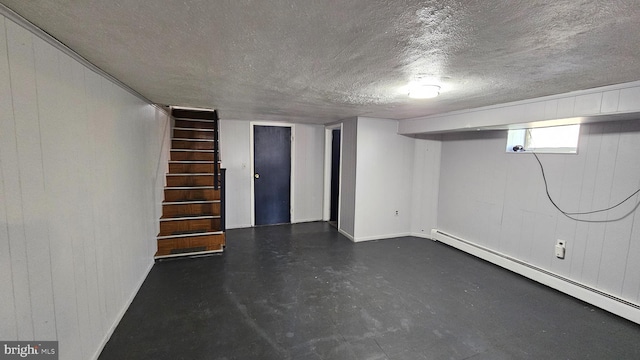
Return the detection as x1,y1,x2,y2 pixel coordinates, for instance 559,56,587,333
324,125,342,228
329,129,341,227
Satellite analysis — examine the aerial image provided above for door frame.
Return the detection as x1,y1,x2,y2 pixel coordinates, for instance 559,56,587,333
323,123,343,225
250,122,295,227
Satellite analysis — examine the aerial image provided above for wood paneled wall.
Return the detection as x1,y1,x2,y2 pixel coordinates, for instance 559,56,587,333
0,15,170,359
437,120,640,306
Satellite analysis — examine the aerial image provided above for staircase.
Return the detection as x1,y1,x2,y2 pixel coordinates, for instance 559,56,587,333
155,108,226,259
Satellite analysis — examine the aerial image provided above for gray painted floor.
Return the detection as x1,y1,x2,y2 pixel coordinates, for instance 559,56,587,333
99,222,640,359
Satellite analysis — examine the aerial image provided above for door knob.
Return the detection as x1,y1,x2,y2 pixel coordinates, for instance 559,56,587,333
254,173,260,179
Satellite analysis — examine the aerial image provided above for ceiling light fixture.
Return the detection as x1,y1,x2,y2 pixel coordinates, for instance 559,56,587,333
408,84,441,99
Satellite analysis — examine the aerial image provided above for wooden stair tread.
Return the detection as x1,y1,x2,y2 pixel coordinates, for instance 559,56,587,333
165,198,207,202
166,173,217,176
172,108,217,120
171,138,217,142
161,213,218,219
154,247,223,259
160,215,219,221
173,117,217,123
170,149,217,153
169,160,219,163
168,172,219,176
163,199,219,204
157,230,223,239
165,186,217,189
155,233,225,258
174,127,216,132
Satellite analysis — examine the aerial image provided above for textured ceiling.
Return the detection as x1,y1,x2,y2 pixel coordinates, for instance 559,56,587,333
2,0,640,124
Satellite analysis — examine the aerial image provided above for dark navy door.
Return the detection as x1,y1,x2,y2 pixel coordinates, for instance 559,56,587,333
254,125,291,225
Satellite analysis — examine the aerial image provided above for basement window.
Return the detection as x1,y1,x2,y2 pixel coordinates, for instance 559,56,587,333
506,124,580,154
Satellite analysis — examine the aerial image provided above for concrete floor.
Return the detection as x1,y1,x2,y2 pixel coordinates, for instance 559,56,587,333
99,222,640,359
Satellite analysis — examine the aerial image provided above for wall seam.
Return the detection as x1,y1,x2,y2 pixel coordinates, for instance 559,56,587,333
1,14,19,341
6,18,36,340
32,29,60,341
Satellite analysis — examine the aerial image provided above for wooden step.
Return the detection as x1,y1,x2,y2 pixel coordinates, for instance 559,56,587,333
172,109,218,121
155,232,225,258
164,187,220,202
166,174,215,187
174,128,216,140
169,162,216,173
174,126,216,132
159,216,221,236
172,139,215,150
162,201,221,218
175,119,216,129
170,150,215,161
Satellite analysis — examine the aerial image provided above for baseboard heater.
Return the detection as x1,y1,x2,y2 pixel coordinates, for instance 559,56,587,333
431,229,640,324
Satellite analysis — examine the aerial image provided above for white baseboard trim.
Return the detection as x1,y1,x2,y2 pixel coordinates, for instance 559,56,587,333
226,223,253,230
352,232,412,242
431,229,640,324
338,228,355,242
292,218,323,224
91,259,155,360
410,232,437,240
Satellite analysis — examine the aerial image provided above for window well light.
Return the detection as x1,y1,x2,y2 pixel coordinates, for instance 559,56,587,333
408,84,440,99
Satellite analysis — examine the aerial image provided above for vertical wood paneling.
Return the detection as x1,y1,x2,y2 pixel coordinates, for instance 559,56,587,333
582,123,621,287
34,36,83,359
598,121,640,294
438,119,640,306
503,210,524,257
530,213,556,268
0,15,18,341
0,155,18,339
84,69,109,336
31,29,62,311
105,81,122,312
1,14,168,358
64,54,95,359
601,90,620,113
1,18,34,342
552,127,588,276
623,200,640,302
6,20,57,340
571,124,603,281
485,149,508,250
529,153,564,268
98,80,114,319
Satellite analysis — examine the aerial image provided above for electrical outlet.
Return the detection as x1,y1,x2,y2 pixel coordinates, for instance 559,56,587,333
555,240,566,259
395,210,399,216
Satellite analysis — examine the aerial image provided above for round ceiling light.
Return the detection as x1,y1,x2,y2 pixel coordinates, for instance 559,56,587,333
408,84,441,99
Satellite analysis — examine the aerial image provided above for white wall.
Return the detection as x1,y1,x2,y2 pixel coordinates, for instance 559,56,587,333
410,137,441,237
352,118,415,241
437,120,640,306
219,120,252,228
219,120,325,228
338,118,358,238
0,15,169,360
293,123,325,223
